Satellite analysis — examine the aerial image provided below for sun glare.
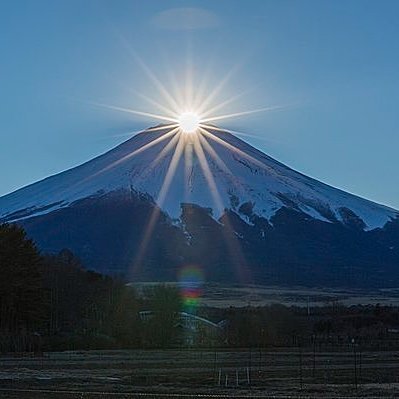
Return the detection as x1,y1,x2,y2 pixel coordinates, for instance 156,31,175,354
178,112,200,134
85,49,285,284
88,59,287,286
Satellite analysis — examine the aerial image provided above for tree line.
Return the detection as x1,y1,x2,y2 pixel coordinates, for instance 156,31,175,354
2,223,399,353
0,223,185,352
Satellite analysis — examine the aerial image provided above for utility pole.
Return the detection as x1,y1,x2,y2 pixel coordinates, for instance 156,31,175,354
359,341,362,386
299,337,303,390
248,348,252,387
352,338,358,392
312,334,316,380
213,346,217,384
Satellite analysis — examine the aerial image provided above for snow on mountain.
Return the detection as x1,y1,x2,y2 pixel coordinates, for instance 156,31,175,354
0,126,397,230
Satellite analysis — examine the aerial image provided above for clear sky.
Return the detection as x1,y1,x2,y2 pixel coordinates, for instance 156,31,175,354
1,0,398,209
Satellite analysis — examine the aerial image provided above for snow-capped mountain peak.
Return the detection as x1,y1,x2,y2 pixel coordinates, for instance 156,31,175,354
0,125,397,230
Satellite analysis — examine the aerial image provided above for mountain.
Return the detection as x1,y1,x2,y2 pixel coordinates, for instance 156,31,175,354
1,126,398,287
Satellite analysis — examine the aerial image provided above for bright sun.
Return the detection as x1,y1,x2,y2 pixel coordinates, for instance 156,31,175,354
92,59,283,275
178,112,200,134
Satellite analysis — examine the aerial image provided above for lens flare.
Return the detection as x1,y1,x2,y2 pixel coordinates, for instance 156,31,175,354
88,54,286,284
178,265,204,314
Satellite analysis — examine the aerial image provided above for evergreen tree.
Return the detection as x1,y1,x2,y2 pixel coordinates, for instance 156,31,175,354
0,223,44,334
145,284,181,347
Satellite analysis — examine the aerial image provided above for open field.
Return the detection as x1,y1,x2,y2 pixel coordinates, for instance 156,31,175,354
193,285,399,308
1,349,399,398
132,282,399,308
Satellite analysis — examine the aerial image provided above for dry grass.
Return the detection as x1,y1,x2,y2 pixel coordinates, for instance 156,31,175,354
1,348,399,397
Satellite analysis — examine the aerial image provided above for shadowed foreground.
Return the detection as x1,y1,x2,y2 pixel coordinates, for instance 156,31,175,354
1,349,399,398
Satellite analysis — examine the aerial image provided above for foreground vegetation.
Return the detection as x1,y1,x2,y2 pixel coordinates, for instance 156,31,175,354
1,223,399,354
1,348,399,398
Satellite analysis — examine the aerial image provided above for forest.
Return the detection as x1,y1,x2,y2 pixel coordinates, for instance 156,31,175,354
1,223,399,353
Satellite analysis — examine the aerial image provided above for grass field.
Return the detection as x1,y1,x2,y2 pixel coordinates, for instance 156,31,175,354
1,348,399,398
132,283,399,308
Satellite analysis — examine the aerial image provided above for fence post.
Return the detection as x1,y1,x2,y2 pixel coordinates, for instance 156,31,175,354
352,338,358,392
299,338,303,390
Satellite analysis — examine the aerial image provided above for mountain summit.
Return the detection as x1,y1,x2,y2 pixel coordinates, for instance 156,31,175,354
1,126,398,287
1,126,397,228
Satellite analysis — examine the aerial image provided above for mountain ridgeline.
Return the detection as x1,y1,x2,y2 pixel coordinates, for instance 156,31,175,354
1,126,398,288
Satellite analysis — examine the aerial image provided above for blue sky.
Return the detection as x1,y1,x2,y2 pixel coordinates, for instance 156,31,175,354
1,0,398,209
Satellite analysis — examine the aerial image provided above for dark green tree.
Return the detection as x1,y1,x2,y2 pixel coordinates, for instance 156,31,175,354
144,284,182,347
0,224,45,334
105,283,140,347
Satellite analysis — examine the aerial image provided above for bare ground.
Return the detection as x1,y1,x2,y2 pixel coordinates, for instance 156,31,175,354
1,349,399,398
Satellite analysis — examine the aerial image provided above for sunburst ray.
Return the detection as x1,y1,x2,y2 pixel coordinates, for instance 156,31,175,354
192,133,225,215
137,130,181,183
126,50,182,114
91,102,178,124
197,130,232,176
85,53,294,284
201,105,285,123
200,123,277,143
183,135,195,198
38,126,179,205
200,128,278,177
195,64,241,114
146,124,180,132
199,92,247,119
130,132,186,276
192,132,251,283
184,49,194,109
198,128,261,216
98,124,179,141
134,91,179,119
84,127,179,185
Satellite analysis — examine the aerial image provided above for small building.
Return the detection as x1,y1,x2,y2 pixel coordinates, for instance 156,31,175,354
139,310,224,346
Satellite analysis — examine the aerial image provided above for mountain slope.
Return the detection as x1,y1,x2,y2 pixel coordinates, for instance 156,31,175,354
0,126,397,229
1,126,398,287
